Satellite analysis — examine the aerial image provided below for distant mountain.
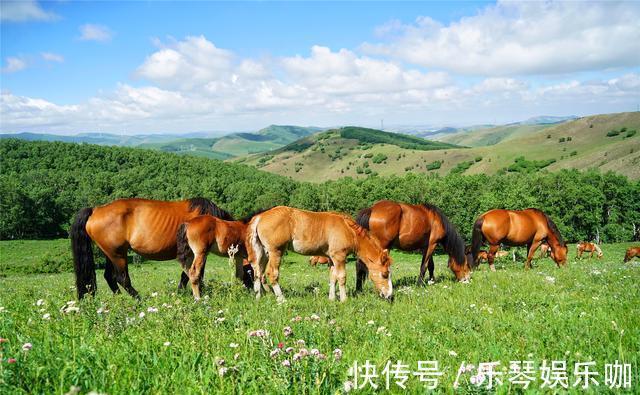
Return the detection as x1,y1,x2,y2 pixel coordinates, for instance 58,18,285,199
518,115,579,125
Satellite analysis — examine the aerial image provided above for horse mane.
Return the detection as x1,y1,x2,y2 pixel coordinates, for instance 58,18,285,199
527,208,565,246
355,207,372,230
188,197,234,221
422,203,466,265
240,207,273,224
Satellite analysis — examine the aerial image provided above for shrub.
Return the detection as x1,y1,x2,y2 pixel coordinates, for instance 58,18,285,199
426,160,442,171
371,153,388,164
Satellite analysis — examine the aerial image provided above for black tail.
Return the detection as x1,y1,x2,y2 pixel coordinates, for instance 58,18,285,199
471,217,485,268
71,208,96,299
423,204,466,267
176,223,193,268
355,207,372,230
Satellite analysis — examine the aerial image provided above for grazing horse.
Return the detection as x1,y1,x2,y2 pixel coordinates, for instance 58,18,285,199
623,247,640,262
355,200,470,290
176,214,254,299
576,242,603,259
309,256,332,266
471,208,568,270
71,197,251,299
246,206,393,302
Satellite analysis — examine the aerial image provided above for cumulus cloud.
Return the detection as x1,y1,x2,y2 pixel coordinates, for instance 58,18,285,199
362,1,640,75
79,24,113,42
41,52,64,63
0,0,57,22
2,57,27,73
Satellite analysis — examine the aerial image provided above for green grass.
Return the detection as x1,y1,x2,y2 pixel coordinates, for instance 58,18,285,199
1,241,639,393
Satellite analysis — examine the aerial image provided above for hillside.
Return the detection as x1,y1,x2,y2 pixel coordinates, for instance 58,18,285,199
437,124,553,147
241,112,640,181
140,125,321,158
0,132,181,147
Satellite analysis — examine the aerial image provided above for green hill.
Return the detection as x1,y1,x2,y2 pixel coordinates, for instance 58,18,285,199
437,124,553,147
242,112,640,181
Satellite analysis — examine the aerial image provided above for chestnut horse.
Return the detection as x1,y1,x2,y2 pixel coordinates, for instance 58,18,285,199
471,208,568,270
355,200,470,290
246,206,393,302
71,197,251,299
539,242,551,258
309,256,332,266
623,246,640,262
176,214,254,299
576,242,603,259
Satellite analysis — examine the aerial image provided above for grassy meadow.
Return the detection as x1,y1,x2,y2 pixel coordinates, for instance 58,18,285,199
1,240,639,393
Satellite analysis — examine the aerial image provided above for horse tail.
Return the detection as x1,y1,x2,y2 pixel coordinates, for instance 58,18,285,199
247,217,265,269
176,223,193,269
71,207,96,299
426,205,466,268
471,217,485,268
355,207,372,230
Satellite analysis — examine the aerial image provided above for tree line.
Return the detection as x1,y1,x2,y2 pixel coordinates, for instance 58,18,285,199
1,138,639,243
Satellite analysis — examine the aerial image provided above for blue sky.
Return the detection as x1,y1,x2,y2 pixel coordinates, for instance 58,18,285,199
1,1,639,134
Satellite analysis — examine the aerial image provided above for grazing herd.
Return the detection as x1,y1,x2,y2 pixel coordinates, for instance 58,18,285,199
71,197,639,302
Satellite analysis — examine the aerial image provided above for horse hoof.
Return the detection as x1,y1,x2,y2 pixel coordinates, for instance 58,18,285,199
277,296,286,304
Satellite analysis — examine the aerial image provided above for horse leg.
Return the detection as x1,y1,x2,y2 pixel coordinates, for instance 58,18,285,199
487,244,499,272
265,249,285,303
178,272,189,291
418,242,437,286
103,258,120,294
334,258,348,302
355,259,368,293
251,250,268,299
188,253,207,300
328,263,337,301
525,241,542,270
109,254,139,298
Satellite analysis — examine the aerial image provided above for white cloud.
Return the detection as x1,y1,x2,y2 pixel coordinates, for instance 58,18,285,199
362,1,640,76
0,0,57,22
41,52,64,63
2,57,27,73
79,24,113,42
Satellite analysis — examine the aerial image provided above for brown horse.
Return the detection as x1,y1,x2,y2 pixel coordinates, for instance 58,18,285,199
176,214,253,299
355,200,470,290
246,206,392,302
576,242,603,259
71,197,251,299
623,246,640,262
471,208,568,270
309,256,332,266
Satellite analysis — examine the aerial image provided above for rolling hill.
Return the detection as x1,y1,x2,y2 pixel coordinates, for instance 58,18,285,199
241,112,640,181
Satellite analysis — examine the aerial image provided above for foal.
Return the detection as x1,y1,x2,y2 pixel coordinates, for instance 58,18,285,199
246,206,393,302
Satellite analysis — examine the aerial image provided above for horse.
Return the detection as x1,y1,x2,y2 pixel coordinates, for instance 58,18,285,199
176,214,254,299
246,206,393,303
355,200,470,291
309,256,332,266
70,197,252,299
471,208,568,270
623,246,640,262
576,242,603,259
539,242,551,258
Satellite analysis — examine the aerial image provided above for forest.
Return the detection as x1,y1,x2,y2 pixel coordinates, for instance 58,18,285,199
1,138,639,242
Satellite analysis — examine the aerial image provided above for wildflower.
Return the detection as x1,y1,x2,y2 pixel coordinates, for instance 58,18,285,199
317,353,327,360
282,359,291,367
367,320,375,325
218,367,228,377
283,326,293,337
151,292,158,297
470,304,476,308
65,385,81,395
0,307,6,313
290,315,302,322
277,342,284,349
579,311,587,317
234,353,240,360
310,348,320,356
215,357,225,366
147,307,158,313
36,299,45,306
285,347,294,353
229,343,239,348
163,342,171,347
333,348,343,360
248,329,268,338
217,309,224,315
296,339,305,346
22,343,32,351
216,317,225,323
309,314,320,321
293,352,302,361
376,326,386,334
343,380,355,392
270,349,280,358
96,307,109,314
42,313,51,320
328,319,336,325
299,348,309,357
138,312,145,319
7,358,16,364
544,276,556,284
448,350,458,357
